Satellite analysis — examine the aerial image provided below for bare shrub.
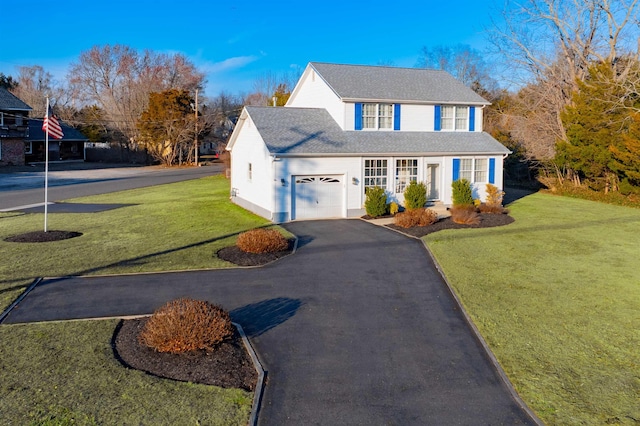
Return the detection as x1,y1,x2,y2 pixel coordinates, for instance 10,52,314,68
395,208,439,228
139,298,234,354
450,205,481,225
237,228,289,253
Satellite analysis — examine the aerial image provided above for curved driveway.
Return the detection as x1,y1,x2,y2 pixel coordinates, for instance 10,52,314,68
4,219,536,425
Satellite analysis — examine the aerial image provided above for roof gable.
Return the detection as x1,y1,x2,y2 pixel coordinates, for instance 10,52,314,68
309,62,489,105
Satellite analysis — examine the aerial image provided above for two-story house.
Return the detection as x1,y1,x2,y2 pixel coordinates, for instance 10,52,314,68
226,62,510,222
0,87,32,166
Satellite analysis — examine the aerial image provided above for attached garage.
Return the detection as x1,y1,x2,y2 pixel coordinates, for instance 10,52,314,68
292,175,344,220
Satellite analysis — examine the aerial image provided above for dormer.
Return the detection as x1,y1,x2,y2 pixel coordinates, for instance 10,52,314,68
287,62,489,132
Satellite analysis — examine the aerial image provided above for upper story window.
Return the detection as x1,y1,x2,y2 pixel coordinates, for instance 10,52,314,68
363,103,393,129
441,106,468,131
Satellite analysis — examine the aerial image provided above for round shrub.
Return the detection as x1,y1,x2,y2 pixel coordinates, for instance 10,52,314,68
237,228,289,254
404,180,427,210
394,208,438,228
364,186,389,217
452,179,474,206
139,298,234,354
450,205,480,225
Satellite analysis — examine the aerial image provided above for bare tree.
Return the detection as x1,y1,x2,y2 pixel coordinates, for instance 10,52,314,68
245,68,301,106
68,44,205,148
488,0,640,160
416,44,497,94
10,65,65,117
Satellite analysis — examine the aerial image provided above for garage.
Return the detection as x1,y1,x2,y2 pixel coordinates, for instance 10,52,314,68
292,175,344,220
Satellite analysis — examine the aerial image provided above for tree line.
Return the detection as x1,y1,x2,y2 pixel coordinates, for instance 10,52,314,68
2,0,639,196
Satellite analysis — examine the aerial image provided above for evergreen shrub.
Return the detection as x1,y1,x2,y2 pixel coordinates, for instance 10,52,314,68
452,179,474,206
365,186,388,217
404,181,427,210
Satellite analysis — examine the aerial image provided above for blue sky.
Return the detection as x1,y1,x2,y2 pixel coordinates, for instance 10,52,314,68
0,0,501,98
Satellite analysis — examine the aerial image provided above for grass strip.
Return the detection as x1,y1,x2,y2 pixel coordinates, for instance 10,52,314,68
0,175,273,311
0,319,252,425
425,192,640,425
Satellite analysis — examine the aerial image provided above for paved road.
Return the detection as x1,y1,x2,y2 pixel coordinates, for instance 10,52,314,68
0,164,224,211
4,220,537,425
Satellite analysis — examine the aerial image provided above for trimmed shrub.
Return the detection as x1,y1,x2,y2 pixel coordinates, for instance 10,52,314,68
450,205,480,225
452,179,474,206
389,201,399,216
478,203,507,214
364,186,389,217
404,181,427,210
237,228,289,254
139,298,234,354
395,208,439,228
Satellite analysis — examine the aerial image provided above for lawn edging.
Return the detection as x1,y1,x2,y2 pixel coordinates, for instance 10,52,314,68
420,241,544,426
234,322,265,426
0,277,41,324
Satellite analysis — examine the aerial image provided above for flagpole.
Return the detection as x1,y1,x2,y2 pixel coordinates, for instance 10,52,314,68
44,96,49,233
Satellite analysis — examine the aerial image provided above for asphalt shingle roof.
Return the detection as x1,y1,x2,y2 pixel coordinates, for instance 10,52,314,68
0,87,32,110
309,62,489,104
245,106,510,156
28,119,88,141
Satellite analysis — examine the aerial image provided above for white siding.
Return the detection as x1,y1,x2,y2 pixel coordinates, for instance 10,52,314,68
400,104,435,131
229,116,274,216
286,67,346,129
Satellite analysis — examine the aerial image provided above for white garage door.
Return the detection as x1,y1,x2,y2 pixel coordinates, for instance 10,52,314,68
293,175,343,220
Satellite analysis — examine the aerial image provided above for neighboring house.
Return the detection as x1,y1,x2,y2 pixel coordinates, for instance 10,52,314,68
26,120,89,163
226,62,510,222
0,87,31,166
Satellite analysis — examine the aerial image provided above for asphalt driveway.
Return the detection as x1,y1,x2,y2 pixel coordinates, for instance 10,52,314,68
3,219,537,425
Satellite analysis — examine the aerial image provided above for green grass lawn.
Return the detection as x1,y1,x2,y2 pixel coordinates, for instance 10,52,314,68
0,320,252,425
425,192,640,425
0,175,272,311
0,175,271,424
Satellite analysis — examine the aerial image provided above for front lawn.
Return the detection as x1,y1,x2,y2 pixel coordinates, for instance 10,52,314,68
0,320,252,425
425,192,640,425
0,175,272,311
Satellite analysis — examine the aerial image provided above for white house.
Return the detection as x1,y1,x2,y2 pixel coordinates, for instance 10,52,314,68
226,62,510,222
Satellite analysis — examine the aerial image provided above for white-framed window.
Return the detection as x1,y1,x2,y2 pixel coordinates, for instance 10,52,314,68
460,158,488,183
248,163,252,181
363,103,393,129
395,158,418,193
441,106,468,131
364,159,388,193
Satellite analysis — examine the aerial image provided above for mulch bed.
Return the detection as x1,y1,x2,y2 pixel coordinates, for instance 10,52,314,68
386,212,515,238
217,239,295,266
4,230,83,243
113,318,257,391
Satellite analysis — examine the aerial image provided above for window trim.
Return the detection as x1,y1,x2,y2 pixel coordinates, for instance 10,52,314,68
363,158,388,193
440,105,469,131
361,103,394,130
395,158,418,193
457,157,489,184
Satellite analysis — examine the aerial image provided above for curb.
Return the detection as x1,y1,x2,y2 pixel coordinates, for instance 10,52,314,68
233,322,266,426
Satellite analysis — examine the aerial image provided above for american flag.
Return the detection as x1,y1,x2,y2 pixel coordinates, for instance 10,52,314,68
42,105,64,139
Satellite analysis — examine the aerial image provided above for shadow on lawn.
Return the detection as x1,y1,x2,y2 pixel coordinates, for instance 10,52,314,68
231,297,303,337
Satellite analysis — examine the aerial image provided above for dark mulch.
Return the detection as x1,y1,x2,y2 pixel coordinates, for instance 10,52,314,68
113,318,257,391
217,239,295,266
4,230,83,243
386,212,515,238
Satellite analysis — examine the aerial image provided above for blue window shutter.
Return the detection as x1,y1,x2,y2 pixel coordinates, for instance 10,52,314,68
453,158,460,181
354,103,363,130
489,158,496,184
469,106,475,131
394,104,401,130
434,105,441,131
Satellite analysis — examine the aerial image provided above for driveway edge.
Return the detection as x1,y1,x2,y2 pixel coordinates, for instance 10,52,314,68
233,322,265,426
0,278,41,324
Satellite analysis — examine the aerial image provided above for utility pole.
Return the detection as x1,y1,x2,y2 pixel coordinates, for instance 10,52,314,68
194,89,199,166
